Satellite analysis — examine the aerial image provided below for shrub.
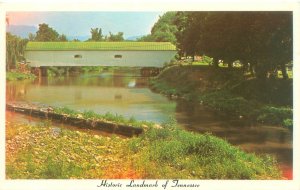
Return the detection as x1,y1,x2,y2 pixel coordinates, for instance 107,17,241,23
283,119,293,130
257,106,293,125
6,72,36,81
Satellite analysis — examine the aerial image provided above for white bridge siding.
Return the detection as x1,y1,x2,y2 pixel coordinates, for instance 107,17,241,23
25,50,176,67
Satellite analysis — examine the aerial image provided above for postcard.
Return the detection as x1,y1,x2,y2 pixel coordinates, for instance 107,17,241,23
0,0,299,190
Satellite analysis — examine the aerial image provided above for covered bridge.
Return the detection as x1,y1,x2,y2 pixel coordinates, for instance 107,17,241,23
24,42,177,68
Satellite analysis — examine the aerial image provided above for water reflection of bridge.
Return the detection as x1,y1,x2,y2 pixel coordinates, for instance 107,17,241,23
27,73,150,88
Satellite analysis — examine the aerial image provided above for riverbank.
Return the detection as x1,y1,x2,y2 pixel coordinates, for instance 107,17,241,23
150,65,293,129
6,102,147,137
6,71,36,81
6,120,281,179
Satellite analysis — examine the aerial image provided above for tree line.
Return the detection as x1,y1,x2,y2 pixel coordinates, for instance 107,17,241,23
6,23,125,70
28,23,125,42
138,11,293,79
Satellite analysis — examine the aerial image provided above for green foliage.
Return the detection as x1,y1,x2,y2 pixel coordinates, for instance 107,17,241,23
6,32,28,71
6,121,281,179
54,107,78,117
6,124,107,179
80,66,103,73
28,33,36,41
283,119,293,130
6,71,36,81
137,34,154,42
257,106,293,126
40,155,83,179
128,121,281,179
138,12,178,44
47,67,67,76
231,78,293,106
107,32,124,42
54,106,154,128
88,28,103,41
35,23,60,42
200,91,253,114
175,12,292,78
58,34,68,42
150,80,179,96
151,65,292,126
28,23,68,42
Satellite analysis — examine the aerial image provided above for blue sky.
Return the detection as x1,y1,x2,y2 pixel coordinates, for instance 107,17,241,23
6,12,164,38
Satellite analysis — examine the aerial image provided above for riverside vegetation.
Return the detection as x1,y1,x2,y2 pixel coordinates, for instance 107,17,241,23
6,118,281,179
6,71,36,81
150,65,293,130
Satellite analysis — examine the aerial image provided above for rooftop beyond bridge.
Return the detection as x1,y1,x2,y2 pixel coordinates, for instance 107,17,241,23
24,42,177,68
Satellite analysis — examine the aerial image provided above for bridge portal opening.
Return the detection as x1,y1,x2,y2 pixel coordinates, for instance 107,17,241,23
114,55,122,59
74,54,82,58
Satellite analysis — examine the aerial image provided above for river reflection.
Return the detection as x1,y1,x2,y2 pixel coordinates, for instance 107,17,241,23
6,71,176,123
6,70,292,174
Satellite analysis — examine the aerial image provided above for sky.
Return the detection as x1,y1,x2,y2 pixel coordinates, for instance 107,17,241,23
6,12,164,38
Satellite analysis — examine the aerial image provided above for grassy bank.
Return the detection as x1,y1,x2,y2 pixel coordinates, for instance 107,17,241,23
6,71,36,81
6,120,281,179
53,106,155,129
150,65,293,129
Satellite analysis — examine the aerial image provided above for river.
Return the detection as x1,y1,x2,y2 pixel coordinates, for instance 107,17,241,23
6,69,293,179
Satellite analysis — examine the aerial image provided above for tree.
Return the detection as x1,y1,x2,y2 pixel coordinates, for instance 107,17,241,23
28,33,36,41
88,28,103,41
173,11,189,56
35,23,59,41
174,12,201,58
107,32,124,41
137,34,155,42
58,34,68,42
175,12,293,78
138,12,178,44
151,12,178,44
6,32,28,71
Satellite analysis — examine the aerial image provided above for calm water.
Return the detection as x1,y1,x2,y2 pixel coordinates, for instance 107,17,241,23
6,70,293,178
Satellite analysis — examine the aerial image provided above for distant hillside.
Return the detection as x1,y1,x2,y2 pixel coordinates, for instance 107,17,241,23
6,25,37,38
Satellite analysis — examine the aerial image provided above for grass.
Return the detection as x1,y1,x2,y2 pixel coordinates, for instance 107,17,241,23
129,124,280,179
6,122,126,179
25,42,176,51
53,106,155,128
6,71,36,81
6,120,281,179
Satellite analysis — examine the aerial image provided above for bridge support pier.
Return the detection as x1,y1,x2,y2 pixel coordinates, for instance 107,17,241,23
64,67,69,77
39,67,48,77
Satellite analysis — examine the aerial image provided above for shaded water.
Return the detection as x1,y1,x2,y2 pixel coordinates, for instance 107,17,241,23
6,69,292,178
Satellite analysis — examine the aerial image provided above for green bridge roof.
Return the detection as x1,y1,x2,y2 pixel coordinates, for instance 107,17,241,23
25,42,176,51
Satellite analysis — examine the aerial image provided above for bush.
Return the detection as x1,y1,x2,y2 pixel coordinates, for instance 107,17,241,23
6,72,36,81
257,106,293,125
283,119,293,130
199,90,255,117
